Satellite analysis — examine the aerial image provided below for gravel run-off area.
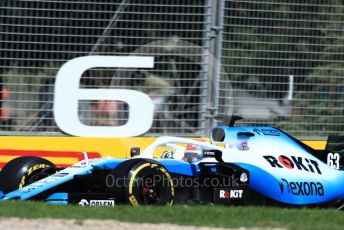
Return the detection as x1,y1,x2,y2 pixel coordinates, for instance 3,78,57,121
0,218,287,230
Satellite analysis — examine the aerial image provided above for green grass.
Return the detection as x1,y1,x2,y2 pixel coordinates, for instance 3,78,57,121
0,202,343,230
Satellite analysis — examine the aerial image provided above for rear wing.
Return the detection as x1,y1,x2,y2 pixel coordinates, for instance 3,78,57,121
326,135,344,154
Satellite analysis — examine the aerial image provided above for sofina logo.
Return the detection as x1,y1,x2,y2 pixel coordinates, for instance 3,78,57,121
279,179,324,196
253,129,280,136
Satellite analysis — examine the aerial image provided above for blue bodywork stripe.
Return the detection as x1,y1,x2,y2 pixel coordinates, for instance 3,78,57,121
46,200,68,205
46,192,68,201
157,159,195,176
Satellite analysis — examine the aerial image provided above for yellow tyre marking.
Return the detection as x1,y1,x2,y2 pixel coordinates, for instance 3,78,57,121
129,195,139,207
19,176,26,189
159,167,174,204
18,164,50,189
129,163,151,194
27,164,50,176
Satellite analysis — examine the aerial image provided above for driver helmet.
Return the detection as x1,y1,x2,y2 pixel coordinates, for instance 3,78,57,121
182,142,205,163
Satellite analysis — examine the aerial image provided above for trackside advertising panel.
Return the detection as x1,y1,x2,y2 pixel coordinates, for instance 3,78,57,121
0,137,155,169
0,137,325,169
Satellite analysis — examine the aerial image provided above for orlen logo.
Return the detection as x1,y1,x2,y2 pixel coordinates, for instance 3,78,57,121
279,179,324,196
79,199,115,207
219,190,243,199
263,155,322,174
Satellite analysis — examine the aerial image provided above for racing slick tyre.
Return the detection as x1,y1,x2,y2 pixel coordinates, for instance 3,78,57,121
107,159,174,206
0,156,55,194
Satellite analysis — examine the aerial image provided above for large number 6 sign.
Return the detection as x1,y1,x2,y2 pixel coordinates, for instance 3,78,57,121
54,56,155,137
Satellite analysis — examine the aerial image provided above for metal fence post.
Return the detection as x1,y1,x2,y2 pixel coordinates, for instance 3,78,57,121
205,0,225,135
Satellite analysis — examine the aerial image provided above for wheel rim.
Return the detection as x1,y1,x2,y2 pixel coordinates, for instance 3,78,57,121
140,175,163,204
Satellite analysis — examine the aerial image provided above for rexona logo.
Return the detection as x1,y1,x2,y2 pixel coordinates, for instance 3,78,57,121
263,155,322,174
219,189,243,199
78,199,115,207
279,179,324,196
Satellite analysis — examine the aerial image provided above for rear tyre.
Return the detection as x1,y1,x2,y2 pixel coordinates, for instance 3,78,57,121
107,159,174,206
0,156,55,194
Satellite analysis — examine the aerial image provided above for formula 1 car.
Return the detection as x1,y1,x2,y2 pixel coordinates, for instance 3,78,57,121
0,116,344,209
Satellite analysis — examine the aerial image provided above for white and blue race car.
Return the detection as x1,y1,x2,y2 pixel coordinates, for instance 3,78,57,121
0,117,343,208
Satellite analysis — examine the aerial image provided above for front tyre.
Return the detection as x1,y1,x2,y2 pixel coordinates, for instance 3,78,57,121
107,159,174,206
0,156,55,194
127,161,174,206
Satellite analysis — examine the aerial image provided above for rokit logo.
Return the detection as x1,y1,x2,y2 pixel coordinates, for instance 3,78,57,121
263,155,322,174
219,189,243,199
79,199,115,207
279,179,324,196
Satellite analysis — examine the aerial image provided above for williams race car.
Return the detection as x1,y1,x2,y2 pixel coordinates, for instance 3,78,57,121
0,117,344,209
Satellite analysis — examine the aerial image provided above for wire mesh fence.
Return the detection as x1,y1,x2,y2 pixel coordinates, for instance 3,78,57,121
0,0,212,136
0,0,343,138
220,0,344,138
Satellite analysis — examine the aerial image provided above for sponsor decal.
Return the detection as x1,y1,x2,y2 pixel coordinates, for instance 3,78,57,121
23,187,35,192
20,186,38,193
253,129,280,136
161,150,174,159
203,151,216,157
219,189,243,199
20,181,49,193
33,179,53,186
51,172,69,177
79,199,115,207
263,155,322,174
202,149,222,158
88,159,104,164
79,158,103,166
69,165,87,169
79,199,89,206
238,141,249,151
279,179,324,196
